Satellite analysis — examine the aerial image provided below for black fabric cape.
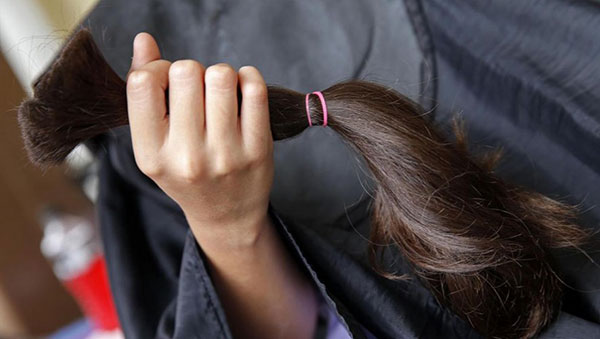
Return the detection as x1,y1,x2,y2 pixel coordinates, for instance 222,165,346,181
75,0,600,337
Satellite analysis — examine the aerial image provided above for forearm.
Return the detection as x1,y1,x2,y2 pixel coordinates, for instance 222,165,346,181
187,212,319,339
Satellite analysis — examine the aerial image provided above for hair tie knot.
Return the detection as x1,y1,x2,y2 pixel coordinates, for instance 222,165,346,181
305,91,328,127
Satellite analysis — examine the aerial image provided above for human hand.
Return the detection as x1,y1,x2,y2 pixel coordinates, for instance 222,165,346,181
126,33,274,247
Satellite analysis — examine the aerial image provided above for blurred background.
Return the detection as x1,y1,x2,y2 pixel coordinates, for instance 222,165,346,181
0,0,121,338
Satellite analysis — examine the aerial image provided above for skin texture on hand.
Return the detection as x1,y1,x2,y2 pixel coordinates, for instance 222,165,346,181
126,33,274,246
125,33,318,338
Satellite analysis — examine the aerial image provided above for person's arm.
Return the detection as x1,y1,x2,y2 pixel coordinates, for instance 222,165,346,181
125,32,319,338
188,214,319,339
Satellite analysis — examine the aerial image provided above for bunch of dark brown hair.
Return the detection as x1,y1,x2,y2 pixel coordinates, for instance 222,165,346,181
18,29,592,338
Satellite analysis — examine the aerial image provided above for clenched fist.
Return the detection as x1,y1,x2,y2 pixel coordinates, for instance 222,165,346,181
126,33,274,247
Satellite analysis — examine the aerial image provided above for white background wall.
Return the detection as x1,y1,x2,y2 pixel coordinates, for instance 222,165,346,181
0,0,99,94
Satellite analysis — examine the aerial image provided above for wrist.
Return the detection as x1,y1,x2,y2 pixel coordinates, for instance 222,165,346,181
185,207,271,252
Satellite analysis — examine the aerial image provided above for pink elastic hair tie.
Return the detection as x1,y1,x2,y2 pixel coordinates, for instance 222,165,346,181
305,91,328,127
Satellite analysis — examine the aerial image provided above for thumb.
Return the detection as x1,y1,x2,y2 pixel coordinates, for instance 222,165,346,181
129,32,162,72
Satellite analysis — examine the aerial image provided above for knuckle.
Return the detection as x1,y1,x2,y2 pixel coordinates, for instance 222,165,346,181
169,60,204,80
239,65,259,73
176,157,203,182
127,70,154,92
246,154,263,167
243,82,268,103
137,158,163,178
238,65,260,79
212,156,237,177
248,147,270,165
205,63,237,89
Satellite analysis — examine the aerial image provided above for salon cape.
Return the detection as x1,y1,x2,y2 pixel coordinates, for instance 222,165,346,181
78,0,600,338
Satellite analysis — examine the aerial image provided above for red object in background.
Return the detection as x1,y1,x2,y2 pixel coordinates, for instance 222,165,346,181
62,255,120,331
40,208,121,333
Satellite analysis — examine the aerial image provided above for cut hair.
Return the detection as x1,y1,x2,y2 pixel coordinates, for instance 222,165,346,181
18,28,592,339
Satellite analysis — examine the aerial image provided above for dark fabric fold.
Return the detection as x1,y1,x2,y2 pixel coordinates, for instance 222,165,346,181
85,0,600,337
420,2,600,335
